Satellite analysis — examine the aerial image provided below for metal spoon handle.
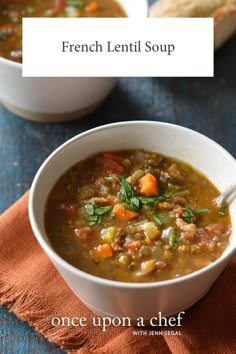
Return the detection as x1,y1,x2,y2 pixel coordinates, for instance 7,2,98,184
214,184,236,208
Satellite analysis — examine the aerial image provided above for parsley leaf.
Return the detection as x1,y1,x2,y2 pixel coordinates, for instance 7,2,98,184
160,191,173,198
164,227,181,248
118,177,173,212
130,197,140,209
104,176,112,184
182,208,209,223
138,196,164,204
24,6,35,14
182,209,194,223
97,215,103,224
0,32,6,40
153,212,166,225
119,177,134,201
95,206,112,215
130,221,145,227
66,0,85,8
218,210,225,216
87,215,97,222
118,178,140,211
87,215,98,226
169,234,181,248
138,191,172,205
153,215,162,225
85,200,112,225
193,208,209,214
85,203,95,216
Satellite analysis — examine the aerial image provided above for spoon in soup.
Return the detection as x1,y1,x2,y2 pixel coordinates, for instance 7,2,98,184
214,184,236,208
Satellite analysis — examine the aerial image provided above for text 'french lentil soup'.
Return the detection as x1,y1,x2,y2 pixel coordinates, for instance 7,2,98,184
0,0,127,63
44,150,231,283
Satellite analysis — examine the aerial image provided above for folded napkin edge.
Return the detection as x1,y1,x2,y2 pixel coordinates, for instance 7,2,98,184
0,277,97,352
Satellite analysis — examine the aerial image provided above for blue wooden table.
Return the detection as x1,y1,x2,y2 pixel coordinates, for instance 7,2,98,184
1,8,236,353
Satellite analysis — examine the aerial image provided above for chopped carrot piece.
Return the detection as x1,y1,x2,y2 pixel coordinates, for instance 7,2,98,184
85,1,98,13
139,173,158,197
102,152,121,161
145,237,152,245
113,204,126,218
114,204,138,220
124,241,141,252
93,244,113,258
178,245,188,253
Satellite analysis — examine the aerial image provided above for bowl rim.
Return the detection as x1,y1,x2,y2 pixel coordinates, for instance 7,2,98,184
0,55,22,68
29,120,236,289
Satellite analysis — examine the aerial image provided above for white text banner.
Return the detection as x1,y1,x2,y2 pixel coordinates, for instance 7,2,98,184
22,18,214,77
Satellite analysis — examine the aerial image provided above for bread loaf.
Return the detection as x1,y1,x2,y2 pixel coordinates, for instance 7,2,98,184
149,0,236,49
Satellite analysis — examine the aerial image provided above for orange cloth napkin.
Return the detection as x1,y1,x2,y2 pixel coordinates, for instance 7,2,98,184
0,192,236,353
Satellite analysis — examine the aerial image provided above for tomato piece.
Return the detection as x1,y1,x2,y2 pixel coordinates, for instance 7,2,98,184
59,202,78,217
124,241,141,252
173,206,184,217
54,0,67,11
205,224,231,238
102,152,122,161
195,228,209,247
96,157,126,174
74,227,95,243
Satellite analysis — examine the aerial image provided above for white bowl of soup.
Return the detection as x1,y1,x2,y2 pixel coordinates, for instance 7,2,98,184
29,121,236,321
0,0,148,122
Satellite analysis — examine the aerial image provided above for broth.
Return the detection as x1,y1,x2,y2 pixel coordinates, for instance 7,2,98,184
45,150,231,282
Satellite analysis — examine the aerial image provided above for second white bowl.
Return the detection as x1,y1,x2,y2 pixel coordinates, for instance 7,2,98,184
0,0,148,122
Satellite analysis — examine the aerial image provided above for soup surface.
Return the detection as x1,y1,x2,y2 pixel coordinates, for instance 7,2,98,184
0,0,126,62
45,150,231,283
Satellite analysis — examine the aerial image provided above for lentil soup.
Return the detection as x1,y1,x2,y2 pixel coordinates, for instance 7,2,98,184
0,0,126,62
44,150,231,283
